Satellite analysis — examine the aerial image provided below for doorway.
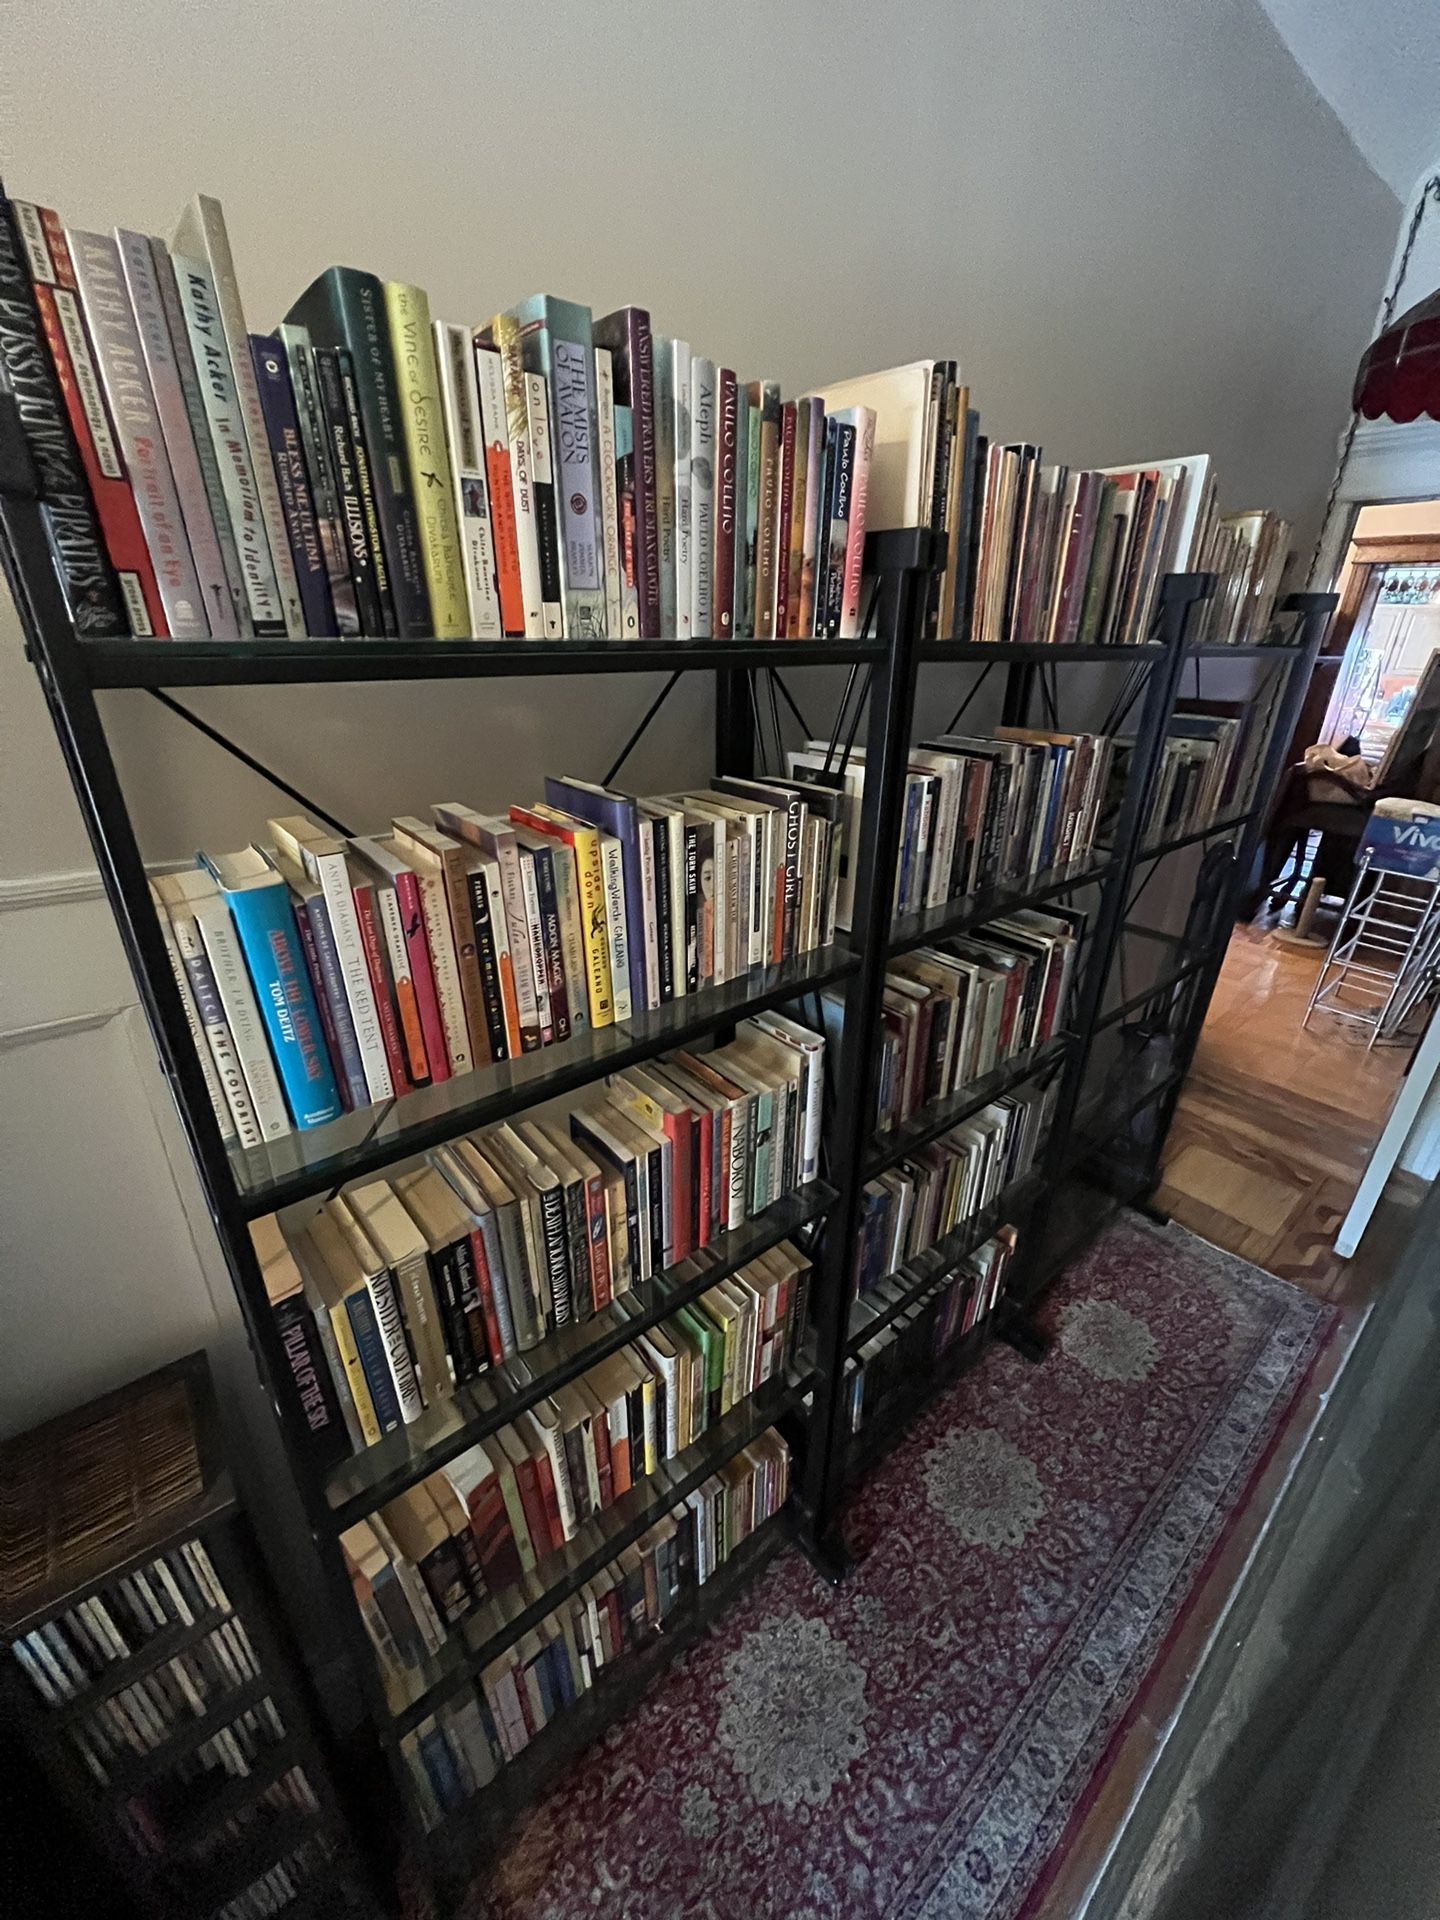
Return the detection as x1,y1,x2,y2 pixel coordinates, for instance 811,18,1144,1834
1154,499,1440,1299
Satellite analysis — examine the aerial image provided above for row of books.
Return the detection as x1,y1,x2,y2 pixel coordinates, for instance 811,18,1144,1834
339,1243,807,1691
258,1019,823,1468
831,907,1078,1136
156,775,838,1149
846,1230,1018,1433
853,1079,1053,1298
11,1537,232,1707
0,185,880,644
1189,508,1292,649
398,1432,790,1826
124,1759,321,1867
1143,699,1276,847
214,1836,337,1920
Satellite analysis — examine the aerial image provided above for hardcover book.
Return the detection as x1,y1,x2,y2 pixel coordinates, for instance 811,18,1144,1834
513,295,606,639
249,334,337,636
593,306,659,638
434,319,503,640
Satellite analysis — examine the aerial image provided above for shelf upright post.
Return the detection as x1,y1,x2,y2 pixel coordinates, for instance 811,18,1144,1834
1134,591,1335,1199
1006,572,1208,1314
799,547,925,1574
0,395,403,1850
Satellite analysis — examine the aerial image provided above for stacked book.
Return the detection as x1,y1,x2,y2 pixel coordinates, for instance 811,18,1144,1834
826,906,1078,1135
848,1230,1017,1430
256,1019,823,1466
397,1433,789,1825
0,185,880,644
338,1249,805,1688
154,783,837,1148
853,1079,1053,1298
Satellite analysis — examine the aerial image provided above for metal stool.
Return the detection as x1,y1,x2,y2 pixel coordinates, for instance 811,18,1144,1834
1304,799,1440,1048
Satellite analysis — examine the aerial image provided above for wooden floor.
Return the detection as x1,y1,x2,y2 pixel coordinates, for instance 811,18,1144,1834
1154,918,1416,1303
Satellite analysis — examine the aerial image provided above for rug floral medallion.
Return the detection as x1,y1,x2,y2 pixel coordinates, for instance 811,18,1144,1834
466,1215,1335,1920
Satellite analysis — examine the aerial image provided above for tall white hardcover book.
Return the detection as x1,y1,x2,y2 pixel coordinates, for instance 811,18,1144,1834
186,875,292,1139
690,356,716,637
171,195,306,636
433,320,502,639
593,347,623,640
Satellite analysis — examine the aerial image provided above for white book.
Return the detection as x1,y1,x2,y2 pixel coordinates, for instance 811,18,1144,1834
525,1402,578,1542
169,252,288,636
808,359,938,531
517,847,553,1037
593,346,623,640
477,858,515,1052
745,1010,826,1187
433,320,502,639
269,817,392,1102
689,356,716,637
187,876,291,1140
525,372,564,639
474,335,545,638
671,340,692,637
171,194,305,636
150,882,237,1146
597,832,634,1023
472,340,526,637
67,229,211,640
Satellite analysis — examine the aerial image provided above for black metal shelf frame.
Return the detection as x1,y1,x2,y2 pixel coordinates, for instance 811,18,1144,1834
0,367,1337,1870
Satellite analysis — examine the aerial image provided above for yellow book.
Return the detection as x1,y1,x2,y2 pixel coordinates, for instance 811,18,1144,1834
303,1216,381,1448
383,281,468,637
526,805,614,1028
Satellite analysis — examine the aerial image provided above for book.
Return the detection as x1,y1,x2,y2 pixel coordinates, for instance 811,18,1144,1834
751,381,781,637
593,307,658,638
0,192,136,635
715,367,738,637
172,196,305,636
176,866,291,1139
690,356,716,637
250,1214,353,1471
248,333,336,635
478,312,546,639
286,265,432,633
276,321,361,634
512,295,606,639
592,346,623,641
670,340,693,637
433,319,502,640
67,229,211,639
525,370,564,638
383,281,467,636
152,877,260,1147
650,334,677,634
472,341,525,636
203,845,343,1128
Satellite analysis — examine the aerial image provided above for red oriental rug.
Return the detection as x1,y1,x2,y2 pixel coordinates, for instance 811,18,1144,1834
453,1213,1336,1920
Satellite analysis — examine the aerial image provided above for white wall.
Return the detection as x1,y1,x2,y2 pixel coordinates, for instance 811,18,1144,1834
0,0,1402,1447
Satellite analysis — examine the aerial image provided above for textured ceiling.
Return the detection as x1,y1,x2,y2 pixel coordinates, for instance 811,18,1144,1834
1258,0,1440,197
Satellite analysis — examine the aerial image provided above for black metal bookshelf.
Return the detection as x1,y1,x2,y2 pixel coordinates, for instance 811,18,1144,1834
0,374,1336,1896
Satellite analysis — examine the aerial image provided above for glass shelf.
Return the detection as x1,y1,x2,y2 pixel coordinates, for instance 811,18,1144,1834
888,855,1113,958
228,945,857,1215
866,1032,1074,1180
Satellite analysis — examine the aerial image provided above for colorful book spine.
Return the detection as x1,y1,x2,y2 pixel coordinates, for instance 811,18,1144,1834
8,198,157,635
211,867,343,1129
434,320,503,640
151,887,237,1144
742,396,761,637
391,865,450,1082
472,341,525,636
513,295,606,639
158,888,263,1147
838,406,875,639
823,422,856,638
383,281,468,636
292,884,367,1110
170,252,288,635
276,321,361,635
67,229,211,639
612,404,639,637
650,336,677,634
593,346,623,641
283,262,432,634
690,356,716,638
191,888,292,1139
715,368,737,637
785,399,809,637
799,401,825,636
753,383,781,638
249,335,337,636
525,372,564,639
774,400,796,641
593,307,658,638
336,346,399,633
114,230,237,637
482,313,545,639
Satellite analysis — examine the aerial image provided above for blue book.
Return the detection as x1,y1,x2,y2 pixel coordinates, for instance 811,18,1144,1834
543,776,648,1011
249,337,336,637
204,848,343,1129
343,1286,402,1433
418,1723,466,1811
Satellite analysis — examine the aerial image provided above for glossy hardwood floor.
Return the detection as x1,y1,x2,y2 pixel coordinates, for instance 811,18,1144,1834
1154,917,1417,1302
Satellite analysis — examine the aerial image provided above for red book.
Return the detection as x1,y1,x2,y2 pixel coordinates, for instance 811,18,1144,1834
774,401,796,641
390,864,450,1083
690,1101,713,1248
466,1228,507,1368
528,1436,567,1553
21,203,166,636
467,1467,524,1595
587,1393,614,1510
352,881,410,1091
473,342,525,635
509,1443,552,1568
714,368,737,637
